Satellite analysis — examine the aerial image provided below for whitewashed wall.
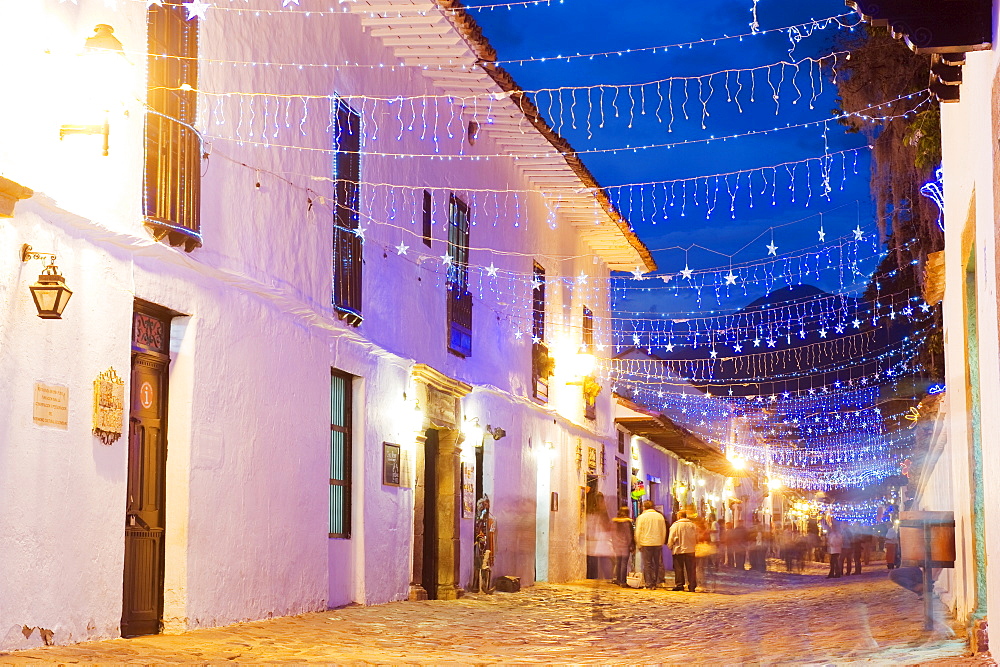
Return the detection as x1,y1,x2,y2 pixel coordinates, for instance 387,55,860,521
0,0,634,649
939,4,1000,627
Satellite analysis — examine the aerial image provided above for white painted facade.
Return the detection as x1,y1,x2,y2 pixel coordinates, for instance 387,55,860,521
926,0,1000,634
0,0,684,650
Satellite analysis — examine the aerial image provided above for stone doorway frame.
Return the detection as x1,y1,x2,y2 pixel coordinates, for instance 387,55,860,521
408,364,471,601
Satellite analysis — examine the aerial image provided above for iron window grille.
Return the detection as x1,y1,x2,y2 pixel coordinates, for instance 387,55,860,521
447,194,472,357
332,99,363,326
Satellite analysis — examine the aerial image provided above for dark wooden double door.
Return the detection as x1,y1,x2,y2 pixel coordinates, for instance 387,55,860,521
122,304,171,637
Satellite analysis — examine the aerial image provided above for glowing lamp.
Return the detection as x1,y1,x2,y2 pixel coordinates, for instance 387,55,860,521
60,24,127,156
21,245,72,319
767,479,783,491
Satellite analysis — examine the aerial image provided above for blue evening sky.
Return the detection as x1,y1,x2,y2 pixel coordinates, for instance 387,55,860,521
462,0,878,317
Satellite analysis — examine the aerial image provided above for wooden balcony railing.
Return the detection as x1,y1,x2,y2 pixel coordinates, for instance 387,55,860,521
143,112,201,252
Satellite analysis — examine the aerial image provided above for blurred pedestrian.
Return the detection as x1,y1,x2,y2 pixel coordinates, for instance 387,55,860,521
731,522,749,571
635,500,666,589
668,510,698,591
885,522,900,570
826,521,844,579
586,492,613,580
843,524,856,575
695,515,719,592
611,506,635,586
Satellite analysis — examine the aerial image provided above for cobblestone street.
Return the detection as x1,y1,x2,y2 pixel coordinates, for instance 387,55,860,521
1,565,988,665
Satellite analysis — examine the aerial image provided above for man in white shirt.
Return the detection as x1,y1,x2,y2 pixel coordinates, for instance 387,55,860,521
634,500,666,589
668,510,699,591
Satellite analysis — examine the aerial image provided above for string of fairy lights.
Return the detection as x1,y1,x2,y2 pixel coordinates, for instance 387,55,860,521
101,0,936,503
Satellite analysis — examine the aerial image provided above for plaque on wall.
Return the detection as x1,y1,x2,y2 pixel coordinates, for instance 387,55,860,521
383,442,401,486
587,446,598,474
93,367,125,445
462,462,475,518
33,382,69,430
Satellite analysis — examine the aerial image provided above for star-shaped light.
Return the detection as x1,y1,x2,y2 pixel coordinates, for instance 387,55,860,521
632,334,641,346
920,302,931,312
818,329,827,338
769,395,777,403
753,338,762,347
798,329,807,339
852,226,865,241
680,266,694,280
576,271,588,285
665,342,675,352
709,349,718,359
395,242,408,255
766,339,776,348
835,323,845,334
440,254,453,265
902,306,914,316
486,263,499,277
852,318,861,329
631,267,646,280
531,335,541,344
782,391,791,399
185,0,211,20
818,228,826,242
724,271,738,285
596,343,606,351
283,0,301,5
531,279,543,291
353,226,366,241
734,343,743,353
766,241,778,256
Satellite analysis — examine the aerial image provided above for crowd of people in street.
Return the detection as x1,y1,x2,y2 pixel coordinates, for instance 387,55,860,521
586,493,894,592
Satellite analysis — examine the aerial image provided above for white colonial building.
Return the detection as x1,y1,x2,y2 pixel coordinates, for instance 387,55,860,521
0,0,737,651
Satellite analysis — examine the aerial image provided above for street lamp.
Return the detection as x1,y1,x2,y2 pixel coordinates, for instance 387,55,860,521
59,24,127,156
21,244,72,319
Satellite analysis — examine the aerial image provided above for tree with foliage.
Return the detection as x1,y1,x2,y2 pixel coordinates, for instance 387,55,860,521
830,26,944,380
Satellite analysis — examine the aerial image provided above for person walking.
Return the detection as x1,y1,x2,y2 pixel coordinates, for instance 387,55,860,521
826,521,844,579
668,510,699,591
635,500,666,589
610,506,635,586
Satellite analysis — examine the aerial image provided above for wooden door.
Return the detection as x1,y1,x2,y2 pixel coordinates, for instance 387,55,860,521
421,430,439,599
122,306,171,637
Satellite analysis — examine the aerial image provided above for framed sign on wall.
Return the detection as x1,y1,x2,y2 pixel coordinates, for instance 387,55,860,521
383,442,401,486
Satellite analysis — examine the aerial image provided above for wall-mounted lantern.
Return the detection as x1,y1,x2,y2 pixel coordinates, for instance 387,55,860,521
21,244,72,319
59,24,127,156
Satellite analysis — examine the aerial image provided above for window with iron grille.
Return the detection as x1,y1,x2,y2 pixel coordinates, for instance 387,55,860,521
582,306,594,351
422,190,433,247
532,262,549,401
144,1,201,252
447,195,472,357
330,370,354,539
332,99,362,326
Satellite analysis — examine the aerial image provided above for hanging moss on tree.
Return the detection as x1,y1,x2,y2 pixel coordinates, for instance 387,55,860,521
830,26,944,380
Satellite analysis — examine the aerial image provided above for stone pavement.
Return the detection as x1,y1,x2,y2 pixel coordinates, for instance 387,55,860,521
1,563,992,665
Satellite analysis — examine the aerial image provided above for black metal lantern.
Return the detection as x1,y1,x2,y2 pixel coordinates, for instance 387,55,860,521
22,244,72,319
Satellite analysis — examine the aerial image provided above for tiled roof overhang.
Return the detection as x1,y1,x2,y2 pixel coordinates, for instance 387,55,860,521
348,0,656,272
847,0,993,102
